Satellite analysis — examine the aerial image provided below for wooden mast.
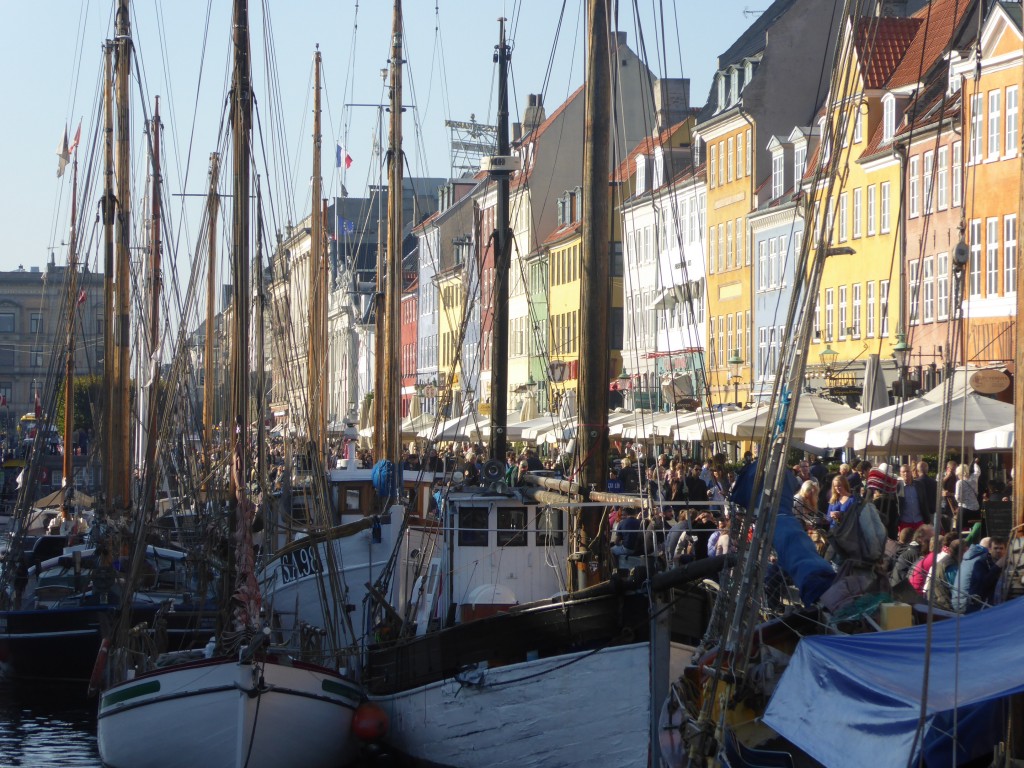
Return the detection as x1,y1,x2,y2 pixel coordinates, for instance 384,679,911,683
375,0,403,486
255,180,267,489
63,154,79,493
229,0,251,500
142,97,162,512
577,0,611,494
112,0,132,510
308,48,326,456
488,18,512,466
203,152,221,489
101,43,115,511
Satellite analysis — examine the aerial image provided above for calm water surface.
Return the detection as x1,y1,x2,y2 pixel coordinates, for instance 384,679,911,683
0,683,100,767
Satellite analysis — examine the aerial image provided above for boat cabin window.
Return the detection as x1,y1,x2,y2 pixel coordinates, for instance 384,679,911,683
457,506,490,547
535,507,564,546
496,507,527,547
345,490,361,514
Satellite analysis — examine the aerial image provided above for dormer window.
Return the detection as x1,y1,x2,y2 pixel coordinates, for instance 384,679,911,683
819,116,830,163
730,68,740,104
654,147,665,188
635,154,647,195
717,74,726,111
557,196,567,226
794,145,806,183
883,95,896,143
744,59,754,88
772,150,785,199
853,109,863,144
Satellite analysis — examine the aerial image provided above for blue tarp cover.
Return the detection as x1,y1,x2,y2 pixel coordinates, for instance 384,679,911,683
763,597,1024,768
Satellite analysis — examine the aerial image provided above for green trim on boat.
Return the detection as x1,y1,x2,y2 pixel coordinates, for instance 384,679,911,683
102,680,161,708
322,679,359,699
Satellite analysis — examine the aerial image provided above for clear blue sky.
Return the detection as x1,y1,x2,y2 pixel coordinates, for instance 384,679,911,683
0,0,752,275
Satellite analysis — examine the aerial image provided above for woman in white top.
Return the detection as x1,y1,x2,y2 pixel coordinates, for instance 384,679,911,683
954,461,981,531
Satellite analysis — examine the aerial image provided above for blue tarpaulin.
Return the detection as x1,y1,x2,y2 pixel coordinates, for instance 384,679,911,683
763,598,1024,768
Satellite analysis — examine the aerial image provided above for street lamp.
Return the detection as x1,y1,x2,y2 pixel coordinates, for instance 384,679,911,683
892,333,913,400
819,344,839,376
727,349,743,406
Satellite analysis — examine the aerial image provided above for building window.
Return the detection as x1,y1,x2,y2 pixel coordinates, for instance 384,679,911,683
736,312,744,366
727,137,734,182
0,382,10,404
880,182,891,233
30,313,43,333
970,94,983,163
31,348,43,367
708,227,716,274
0,347,12,367
838,286,848,339
1007,86,1019,157
937,252,949,321
746,311,752,366
908,156,920,218
813,292,821,339
923,151,934,214
718,224,725,272
988,89,1001,159
710,145,717,187
986,218,999,295
867,185,876,235
709,317,717,368
853,188,862,239
854,108,863,143
726,220,734,269
883,96,896,143
880,279,890,337
909,261,920,325
768,237,778,288
719,141,725,185
778,234,788,286
0,313,13,334
952,141,962,206
923,256,934,323
726,314,733,364
852,283,862,337
758,327,768,380
758,240,767,291
794,145,806,183
969,219,981,297
718,316,725,369
746,129,752,176
866,281,876,338
772,152,784,199
937,146,949,210
1005,215,1017,294
825,288,834,341
737,132,744,177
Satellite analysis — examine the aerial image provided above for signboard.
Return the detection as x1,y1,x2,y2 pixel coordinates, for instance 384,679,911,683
969,369,1010,395
478,402,491,416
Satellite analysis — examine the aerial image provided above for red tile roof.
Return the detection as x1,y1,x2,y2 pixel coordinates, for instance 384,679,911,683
856,16,922,89
540,219,583,247
611,119,692,184
887,0,974,90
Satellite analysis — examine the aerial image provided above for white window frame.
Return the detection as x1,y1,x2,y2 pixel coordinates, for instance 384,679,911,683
952,142,962,206
881,182,891,233
1005,215,1017,295
986,217,999,295
866,281,876,338
710,145,717,187
937,252,949,321
839,192,849,241
728,137,735,182
883,95,896,143
923,150,934,214
768,237,778,289
778,234,788,287
970,94,984,163
852,282,862,338
867,184,876,235
909,156,920,218
853,188,862,238
880,279,890,338
813,292,821,340
923,256,934,323
794,145,806,183
909,261,920,325
746,129,752,176
709,226,716,274
758,239,767,291
838,285,848,340
937,146,949,210
772,152,784,199
854,109,863,143
825,288,835,342
1007,86,1019,158
969,219,982,297
988,89,1001,160
727,220,734,269
737,132,744,178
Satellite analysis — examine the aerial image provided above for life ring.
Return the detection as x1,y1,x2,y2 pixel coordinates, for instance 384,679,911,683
88,638,110,696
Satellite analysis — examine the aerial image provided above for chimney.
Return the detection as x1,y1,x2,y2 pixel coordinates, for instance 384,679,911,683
612,31,627,48
513,122,522,142
653,78,691,132
522,94,545,136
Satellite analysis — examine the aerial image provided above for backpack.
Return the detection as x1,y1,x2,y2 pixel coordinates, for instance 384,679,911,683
827,499,886,564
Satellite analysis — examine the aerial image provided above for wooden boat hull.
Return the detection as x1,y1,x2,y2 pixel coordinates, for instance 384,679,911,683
97,655,360,768
372,641,652,768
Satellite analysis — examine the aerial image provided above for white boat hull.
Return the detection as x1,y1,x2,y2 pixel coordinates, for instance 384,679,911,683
97,656,360,768
371,642,651,768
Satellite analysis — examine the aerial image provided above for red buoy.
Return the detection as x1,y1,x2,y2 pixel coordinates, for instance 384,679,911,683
351,701,389,742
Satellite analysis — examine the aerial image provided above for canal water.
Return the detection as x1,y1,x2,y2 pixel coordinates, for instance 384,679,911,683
0,683,100,766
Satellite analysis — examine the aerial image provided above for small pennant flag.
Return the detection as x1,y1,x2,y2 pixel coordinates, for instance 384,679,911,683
77,289,87,305
56,125,70,178
69,120,82,156
336,144,353,169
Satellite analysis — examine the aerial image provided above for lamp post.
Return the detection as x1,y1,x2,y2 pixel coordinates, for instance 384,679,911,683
819,344,838,378
727,349,743,406
892,333,912,401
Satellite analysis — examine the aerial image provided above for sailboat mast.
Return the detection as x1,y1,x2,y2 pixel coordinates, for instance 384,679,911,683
229,0,252,500
112,0,132,510
308,48,325,455
63,156,79,491
577,0,611,493
488,18,512,465
142,97,162,511
377,0,403,481
255,180,267,488
203,152,221,486
101,42,115,512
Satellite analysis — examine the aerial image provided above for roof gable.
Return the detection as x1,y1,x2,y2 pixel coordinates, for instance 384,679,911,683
854,16,922,89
